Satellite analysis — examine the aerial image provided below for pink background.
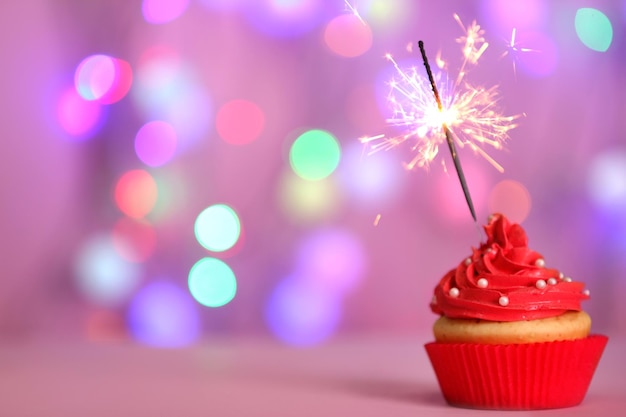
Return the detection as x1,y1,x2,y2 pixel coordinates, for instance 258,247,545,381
1,0,625,345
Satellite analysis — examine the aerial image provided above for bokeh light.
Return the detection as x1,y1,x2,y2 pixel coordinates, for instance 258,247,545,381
188,257,237,307
289,129,341,181
75,55,116,101
515,31,558,78
587,150,626,212
323,13,372,58
278,172,341,224
134,121,178,167
74,54,132,104
134,46,212,152
127,280,201,347
161,86,212,150
114,169,158,219
265,277,341,346
142,0,190,24
347,0,414,32
294,228,367,294
487,179,532,224
243,0,328,38
74,234,141,307
338,142,404,205
194,204,241,252
216,99,265,145
575,8,613,52
57,87,106,139
111,217,157,263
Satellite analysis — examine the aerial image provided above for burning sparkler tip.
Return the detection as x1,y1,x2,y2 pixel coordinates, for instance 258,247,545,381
361,14,520,180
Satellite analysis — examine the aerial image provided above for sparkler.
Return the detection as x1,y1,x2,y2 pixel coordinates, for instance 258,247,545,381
419,40,476,222
360,15,520,221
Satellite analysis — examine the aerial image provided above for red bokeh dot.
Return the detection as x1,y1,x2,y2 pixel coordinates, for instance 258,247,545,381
488,180,532,224
114,169,158,219
216,99,265,145
323,14,373,58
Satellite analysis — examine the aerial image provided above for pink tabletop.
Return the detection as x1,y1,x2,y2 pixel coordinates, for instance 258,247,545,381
0,336,623,416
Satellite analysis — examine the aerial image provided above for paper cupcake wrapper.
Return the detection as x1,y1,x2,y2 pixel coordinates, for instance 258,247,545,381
425,334,608,410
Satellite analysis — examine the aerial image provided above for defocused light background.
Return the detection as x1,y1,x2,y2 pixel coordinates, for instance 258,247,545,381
1,0,625,346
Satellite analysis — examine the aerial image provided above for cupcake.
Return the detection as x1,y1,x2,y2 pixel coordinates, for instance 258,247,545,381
425,213,607,410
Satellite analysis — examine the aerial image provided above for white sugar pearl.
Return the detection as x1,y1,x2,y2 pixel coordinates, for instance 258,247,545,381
583,289,590,297
536,279,547,289
449,287,460,297
559,272,565,279
563,277,572,283
535,258,545,267
547,278,557,285
464,257,471,266
499,296,509,306
477,278,488,288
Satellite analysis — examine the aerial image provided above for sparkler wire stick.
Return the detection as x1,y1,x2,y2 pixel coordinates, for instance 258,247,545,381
418,40,477,223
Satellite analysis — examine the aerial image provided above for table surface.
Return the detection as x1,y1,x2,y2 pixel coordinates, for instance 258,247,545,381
1,335,624,417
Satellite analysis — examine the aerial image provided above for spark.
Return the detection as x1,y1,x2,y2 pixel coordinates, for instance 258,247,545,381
344,0,366,25
454,14,488,65
373,213,382,226
453,13,488,85
360,15,520,173
501,28,538,78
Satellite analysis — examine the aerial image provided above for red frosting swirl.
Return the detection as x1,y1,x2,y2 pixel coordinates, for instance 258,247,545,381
430,213,589,321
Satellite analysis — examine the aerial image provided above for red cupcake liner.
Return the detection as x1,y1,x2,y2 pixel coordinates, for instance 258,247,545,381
425,334,608,410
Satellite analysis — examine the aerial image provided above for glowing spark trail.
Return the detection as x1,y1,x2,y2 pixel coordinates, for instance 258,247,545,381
360,15,520,174
344,0,365,25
